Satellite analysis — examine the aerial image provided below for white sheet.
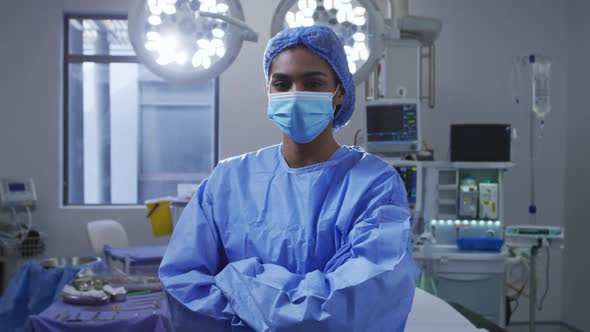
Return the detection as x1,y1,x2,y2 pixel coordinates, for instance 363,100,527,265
406,288,487,332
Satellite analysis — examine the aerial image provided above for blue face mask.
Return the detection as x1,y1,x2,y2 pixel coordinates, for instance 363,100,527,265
267,87,339,144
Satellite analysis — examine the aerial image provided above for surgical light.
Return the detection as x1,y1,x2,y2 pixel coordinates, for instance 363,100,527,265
271,0,385,84
128,0,258,82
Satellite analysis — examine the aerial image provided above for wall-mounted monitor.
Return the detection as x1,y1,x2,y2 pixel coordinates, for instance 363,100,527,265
366,99,421,155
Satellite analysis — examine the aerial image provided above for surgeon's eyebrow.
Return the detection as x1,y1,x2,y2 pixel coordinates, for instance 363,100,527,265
302,71,328,78
271,73,289,81
271,72,328,80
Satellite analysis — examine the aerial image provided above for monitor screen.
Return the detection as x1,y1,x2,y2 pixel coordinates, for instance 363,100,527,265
394,166,417,208
8,183,26,192
366,102,419,153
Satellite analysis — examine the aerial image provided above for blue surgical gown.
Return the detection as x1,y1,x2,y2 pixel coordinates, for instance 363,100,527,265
159,145,418,331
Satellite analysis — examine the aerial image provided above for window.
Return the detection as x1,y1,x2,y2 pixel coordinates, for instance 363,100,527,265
63,14,218,205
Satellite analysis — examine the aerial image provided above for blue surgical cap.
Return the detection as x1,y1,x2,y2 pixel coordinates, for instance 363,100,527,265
263,25,355,130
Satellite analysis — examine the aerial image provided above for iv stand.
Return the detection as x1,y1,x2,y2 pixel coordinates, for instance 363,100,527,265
528,63,538,332
513,54,554,332
526,54,546,332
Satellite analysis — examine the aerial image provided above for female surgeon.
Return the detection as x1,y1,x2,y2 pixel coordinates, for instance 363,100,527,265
159,25,418,331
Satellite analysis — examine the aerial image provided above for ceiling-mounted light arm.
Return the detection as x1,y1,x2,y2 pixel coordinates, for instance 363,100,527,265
385,0,441,109
383,0,402,21
398,16,442,46
392,0,406,20
197,11,258,42
380,0,405,37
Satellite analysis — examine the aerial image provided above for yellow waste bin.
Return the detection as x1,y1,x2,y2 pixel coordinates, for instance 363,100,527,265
145,197,191,237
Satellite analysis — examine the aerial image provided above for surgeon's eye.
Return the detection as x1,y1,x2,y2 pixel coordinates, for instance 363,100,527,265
271,81,291,91
304,80,324,91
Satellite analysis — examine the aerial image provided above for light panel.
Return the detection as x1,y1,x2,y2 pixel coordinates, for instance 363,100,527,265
129,0,257,82
271,0,385,84
430,220,503,227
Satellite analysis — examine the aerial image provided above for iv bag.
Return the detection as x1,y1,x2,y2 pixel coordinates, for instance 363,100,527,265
532,59,551,118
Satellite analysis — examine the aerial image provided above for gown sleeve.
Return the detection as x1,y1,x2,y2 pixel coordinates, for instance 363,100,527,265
214,172,419,332
159,165,250,331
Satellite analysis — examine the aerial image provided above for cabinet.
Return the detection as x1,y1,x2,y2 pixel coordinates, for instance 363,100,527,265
413,247,507,327
390,161,514,328
422,162,513,224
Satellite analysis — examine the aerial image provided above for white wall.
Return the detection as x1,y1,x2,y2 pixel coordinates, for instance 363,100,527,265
0,0,576,325
564,1,590,331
